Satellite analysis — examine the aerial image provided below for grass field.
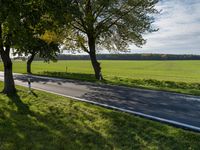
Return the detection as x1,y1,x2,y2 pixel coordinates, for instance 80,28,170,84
2,60,200,82
1,60,200,95
0,82,200,149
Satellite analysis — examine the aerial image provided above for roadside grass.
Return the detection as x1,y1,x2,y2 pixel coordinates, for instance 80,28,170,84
39,71,200,96
1,60,200,95
0,82,200,149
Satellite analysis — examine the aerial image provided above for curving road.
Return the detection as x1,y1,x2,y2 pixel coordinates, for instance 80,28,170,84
0,72,200,132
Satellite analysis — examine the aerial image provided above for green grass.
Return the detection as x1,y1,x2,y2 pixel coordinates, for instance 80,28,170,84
1,60,200,95
0,82,200,149
5,60,200,82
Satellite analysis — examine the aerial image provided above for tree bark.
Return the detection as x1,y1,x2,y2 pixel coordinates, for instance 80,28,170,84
27,53,35,74
0,26,16,94
88,35,103,80
0,52,16,94
3,61,16,94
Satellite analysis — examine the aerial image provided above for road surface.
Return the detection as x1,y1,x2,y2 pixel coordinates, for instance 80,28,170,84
0,72,200,132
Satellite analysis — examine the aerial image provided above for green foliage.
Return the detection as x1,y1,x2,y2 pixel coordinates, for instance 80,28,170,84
14,36,60,62
11,0,63,62
0,0,44,47
0,82,199,149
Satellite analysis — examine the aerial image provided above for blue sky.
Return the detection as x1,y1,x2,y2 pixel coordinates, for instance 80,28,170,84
131,0,200,55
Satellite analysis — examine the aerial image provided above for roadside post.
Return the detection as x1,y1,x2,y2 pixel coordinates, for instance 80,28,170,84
99,72,102,81
66,66,68,73
28,78,31,92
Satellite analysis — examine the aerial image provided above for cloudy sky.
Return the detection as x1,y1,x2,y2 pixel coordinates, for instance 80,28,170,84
131,0,200,55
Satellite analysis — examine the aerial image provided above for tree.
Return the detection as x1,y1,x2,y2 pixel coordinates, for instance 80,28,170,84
13,0,73,74
18,0,65,74
0,0,56,94
0,0,72,94
14,31,60,74
63,0,159,80
0,0,25,94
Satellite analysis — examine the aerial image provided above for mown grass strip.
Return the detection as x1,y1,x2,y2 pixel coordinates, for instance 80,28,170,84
0,82,200,149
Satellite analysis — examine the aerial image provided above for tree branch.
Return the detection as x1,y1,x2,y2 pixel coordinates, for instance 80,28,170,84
71,24,87,33
0,23,5,54
95,1,143,37
65,37,89,53
80,42,89,53
93,4,106,22
73,0,88,32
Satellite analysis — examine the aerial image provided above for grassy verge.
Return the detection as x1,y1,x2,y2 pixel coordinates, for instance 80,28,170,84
39,71,200,96
0,82,200,149
1,60,200,95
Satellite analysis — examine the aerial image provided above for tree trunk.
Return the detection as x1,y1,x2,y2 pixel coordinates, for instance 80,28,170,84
0,26,16,94
89,52,102,80
27,53,35,74
1,53,16,94
88,35,103,80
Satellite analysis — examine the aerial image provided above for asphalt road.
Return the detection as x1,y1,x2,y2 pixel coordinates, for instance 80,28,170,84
0,72,200,131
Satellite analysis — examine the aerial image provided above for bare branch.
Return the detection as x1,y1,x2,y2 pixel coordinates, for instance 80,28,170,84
65,37,89,53
0,24,4,53
71,24,87,33
80,42,89,53
93,4,106,22
95,0,145,37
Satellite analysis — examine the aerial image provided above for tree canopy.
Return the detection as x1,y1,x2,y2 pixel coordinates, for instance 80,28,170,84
0,0,67,93
0,0,159,93
0,0,32,93
62,0,159,79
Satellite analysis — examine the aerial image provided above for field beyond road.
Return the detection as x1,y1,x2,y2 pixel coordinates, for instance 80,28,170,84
1,60,200,95
3,60,200,82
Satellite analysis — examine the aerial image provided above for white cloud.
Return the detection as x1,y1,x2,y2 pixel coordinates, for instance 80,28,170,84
131,0,200,54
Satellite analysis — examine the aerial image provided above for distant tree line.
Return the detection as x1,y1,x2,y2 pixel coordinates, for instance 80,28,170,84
26,53,200,61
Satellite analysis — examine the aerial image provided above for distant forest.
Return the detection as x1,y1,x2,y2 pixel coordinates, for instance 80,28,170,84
14,53,200,61
56,54,200,60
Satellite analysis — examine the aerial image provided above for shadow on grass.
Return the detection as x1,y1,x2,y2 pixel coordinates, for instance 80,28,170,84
38,71,98,82
0,89,200,149
0,91,110,149
8,93,33,115
29,90,38,98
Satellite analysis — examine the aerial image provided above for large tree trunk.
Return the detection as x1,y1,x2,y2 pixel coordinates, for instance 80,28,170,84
88,35,103,80
1,53,16,94
0,26,16,94
27,53,35,74
89,52,102,80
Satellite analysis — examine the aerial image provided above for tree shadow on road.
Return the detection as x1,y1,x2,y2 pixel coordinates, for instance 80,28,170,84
14,71,101,86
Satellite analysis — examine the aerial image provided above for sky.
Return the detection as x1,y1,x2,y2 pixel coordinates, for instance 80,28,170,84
64,0,200,55
130,0,200,55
